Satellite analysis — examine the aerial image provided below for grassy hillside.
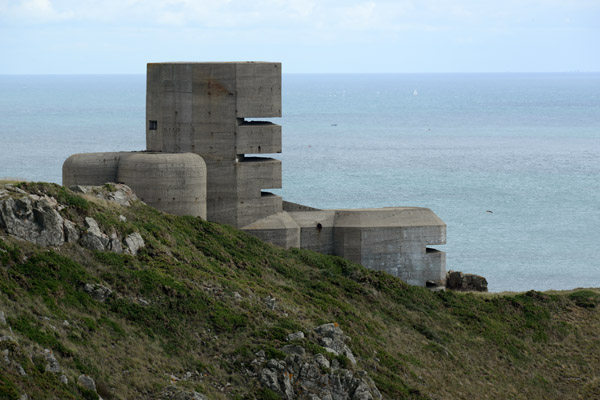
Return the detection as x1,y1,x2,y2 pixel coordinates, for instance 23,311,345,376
1,182,599,399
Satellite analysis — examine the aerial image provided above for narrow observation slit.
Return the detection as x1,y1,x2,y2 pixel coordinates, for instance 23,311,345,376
149,120,157,130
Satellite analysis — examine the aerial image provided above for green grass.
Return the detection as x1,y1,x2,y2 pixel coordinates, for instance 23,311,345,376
1,182,599,399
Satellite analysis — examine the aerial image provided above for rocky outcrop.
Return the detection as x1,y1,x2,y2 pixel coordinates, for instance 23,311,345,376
124,232,145,256
0,192,65,247
84,283,113,302
0,183,145,256
255,323,381,400
446,270,488,292
70,183,138,207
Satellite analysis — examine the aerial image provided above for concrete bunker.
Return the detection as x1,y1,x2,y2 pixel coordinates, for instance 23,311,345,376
63,62,447,286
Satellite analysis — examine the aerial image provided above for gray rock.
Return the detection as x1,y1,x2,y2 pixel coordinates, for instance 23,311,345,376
4,185,27,195
264,295,277,310
0,310,5,325
160,385,208,400
91,183,138,207
446,270,488,292
315,323,357,366
124,232,144,256
44,349,60,373
287,331,305,341
14,361,27,376
78,374,97,392
0,196,65,246
258,323,381,399
108,233,123,253
281,344,306,357
69,185,90,194
80,217,109,251
60,375,68,384
119,215,127,222
63,220,80,243
84,283,113,302
0,335,16,343
314,354,330,369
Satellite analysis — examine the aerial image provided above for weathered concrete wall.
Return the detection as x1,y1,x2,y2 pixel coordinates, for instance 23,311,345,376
287,210,336,255
63,152,122,187
64,61,448,288
333,208,446,286
62,152,207,219
117,153,207,218
146,62,283,227
242,211,300,249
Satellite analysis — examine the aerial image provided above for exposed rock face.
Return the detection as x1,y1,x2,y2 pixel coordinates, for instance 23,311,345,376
446,270,488,292
44,349,61,373
0,195,65,246
70,183,138,207
77,374,97,392
314,323,357,365
124,232,145,256
84,283,113,302
0,184,146,257
257,323,381,400
80,217,110,251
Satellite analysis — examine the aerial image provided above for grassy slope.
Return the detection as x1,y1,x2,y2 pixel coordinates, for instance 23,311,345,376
0,182,599,399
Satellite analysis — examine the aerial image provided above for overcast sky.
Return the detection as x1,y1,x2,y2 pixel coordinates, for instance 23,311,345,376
0,0,598,74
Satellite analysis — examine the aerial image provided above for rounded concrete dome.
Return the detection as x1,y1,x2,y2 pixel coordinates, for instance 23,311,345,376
62,152,122,187
117,152,207,218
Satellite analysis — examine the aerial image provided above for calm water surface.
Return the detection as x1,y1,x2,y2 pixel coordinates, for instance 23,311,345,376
1,73,599,292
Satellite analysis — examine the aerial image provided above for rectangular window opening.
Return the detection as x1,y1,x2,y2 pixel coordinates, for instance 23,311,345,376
149,120,158,130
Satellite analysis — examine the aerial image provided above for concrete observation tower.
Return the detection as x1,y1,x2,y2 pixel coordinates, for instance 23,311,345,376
63,62,446,286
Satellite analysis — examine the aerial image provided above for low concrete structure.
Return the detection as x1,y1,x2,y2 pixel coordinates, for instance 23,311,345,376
63,61,447,286
63,152,206,218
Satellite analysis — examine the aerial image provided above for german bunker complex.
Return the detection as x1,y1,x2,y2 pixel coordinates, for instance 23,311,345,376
63,62,447,286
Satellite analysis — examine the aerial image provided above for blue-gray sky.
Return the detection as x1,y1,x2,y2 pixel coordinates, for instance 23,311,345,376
0,0,598,74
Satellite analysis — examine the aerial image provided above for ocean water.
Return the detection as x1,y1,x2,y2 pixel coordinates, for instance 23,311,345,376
1,73,599,292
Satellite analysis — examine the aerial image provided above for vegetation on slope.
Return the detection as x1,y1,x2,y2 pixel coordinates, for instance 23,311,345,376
0,182,599,399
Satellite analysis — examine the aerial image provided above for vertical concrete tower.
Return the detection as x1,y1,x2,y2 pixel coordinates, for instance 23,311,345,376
146,62,283,227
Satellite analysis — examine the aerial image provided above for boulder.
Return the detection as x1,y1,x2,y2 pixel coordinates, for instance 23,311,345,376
446,270,488,292
0,196,65,246
44,349,61,373
258,323,381,400
77,374,97,392
84,283,113,302
124,232,144,256
80,217,109,251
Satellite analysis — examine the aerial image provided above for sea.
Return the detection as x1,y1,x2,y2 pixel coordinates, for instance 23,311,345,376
1,73,599,292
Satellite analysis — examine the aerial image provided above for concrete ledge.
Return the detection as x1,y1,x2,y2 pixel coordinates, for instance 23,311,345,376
236,122,282,154
236,157,282,197
237,192,283,228
242,211,300,249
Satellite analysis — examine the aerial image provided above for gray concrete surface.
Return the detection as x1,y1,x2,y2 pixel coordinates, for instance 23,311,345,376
117,153,207,218
332,208,446,286
63,61,447,287
63,152,122,187
146,62,282,227
63,152,207,218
